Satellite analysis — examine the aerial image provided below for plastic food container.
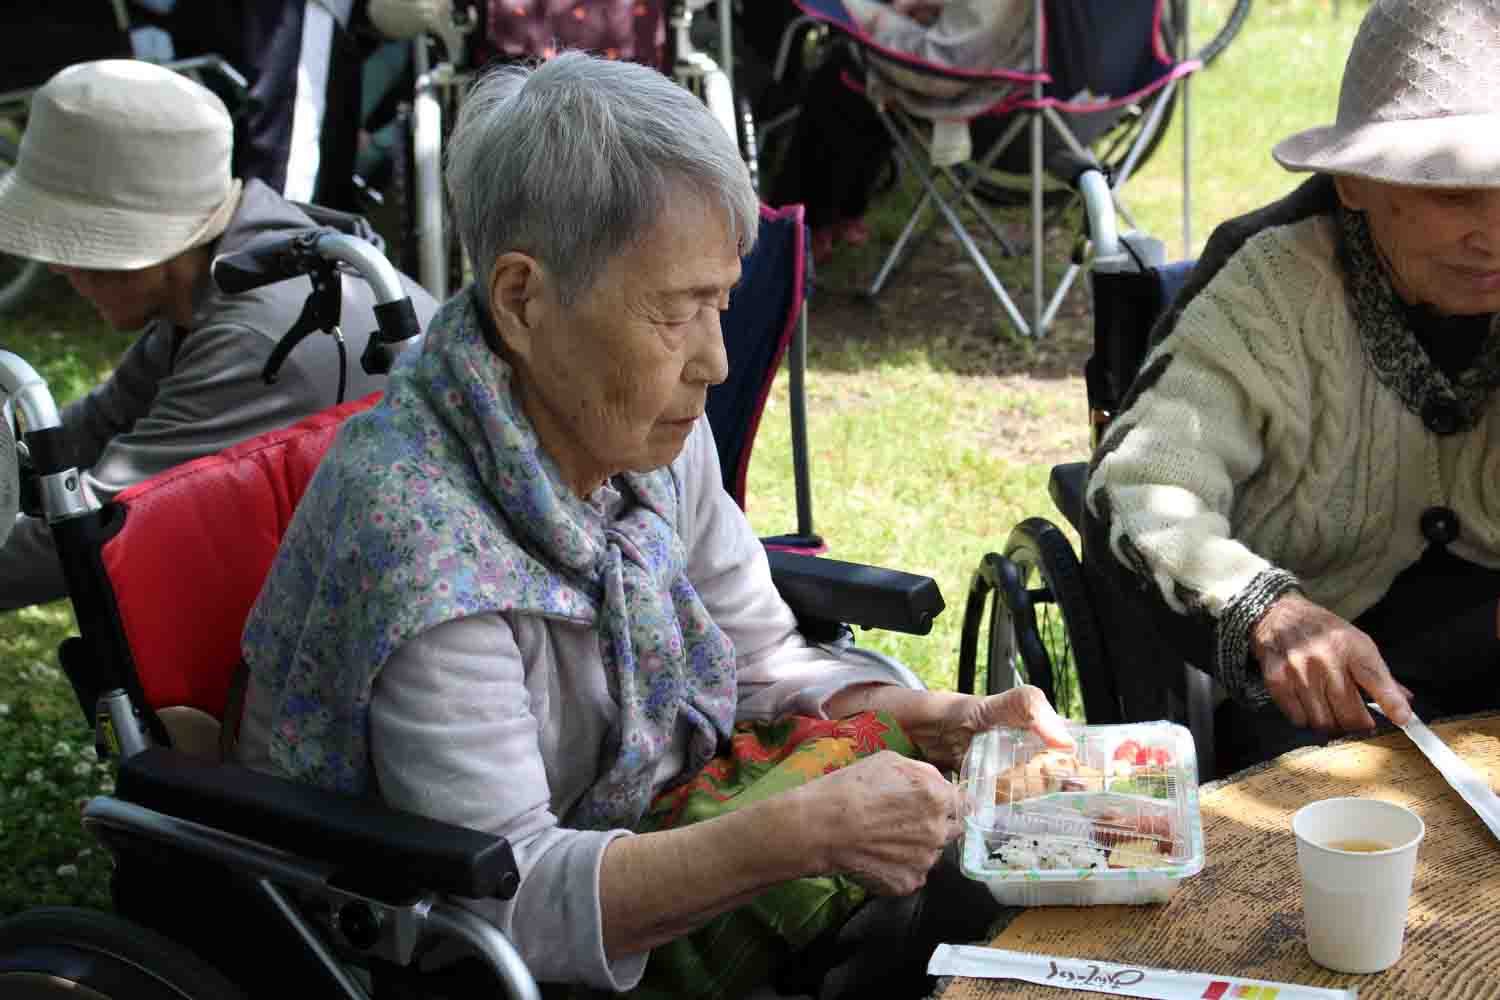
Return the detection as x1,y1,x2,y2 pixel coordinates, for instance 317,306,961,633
958,720,1205,906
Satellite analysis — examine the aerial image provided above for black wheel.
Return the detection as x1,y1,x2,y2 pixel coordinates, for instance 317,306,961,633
0,135,48,316
0,907,246,999
957,517,1105,719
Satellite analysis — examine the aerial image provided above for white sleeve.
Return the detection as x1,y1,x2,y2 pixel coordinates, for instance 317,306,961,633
675,418,905,720
1086,229,1324,691
370,614,647,990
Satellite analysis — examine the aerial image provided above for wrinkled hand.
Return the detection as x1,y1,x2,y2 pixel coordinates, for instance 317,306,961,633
828,684,1073,773
898,686,1073,772
803,750,963,896
1251,593,1413,732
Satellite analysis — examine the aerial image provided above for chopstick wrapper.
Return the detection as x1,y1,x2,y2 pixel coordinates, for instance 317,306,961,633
928,944,1358,999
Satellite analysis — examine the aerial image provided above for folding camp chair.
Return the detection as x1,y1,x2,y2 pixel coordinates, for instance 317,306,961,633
790,0,1249,339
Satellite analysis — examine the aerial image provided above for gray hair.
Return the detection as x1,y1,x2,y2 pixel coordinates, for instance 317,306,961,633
445,50,759,305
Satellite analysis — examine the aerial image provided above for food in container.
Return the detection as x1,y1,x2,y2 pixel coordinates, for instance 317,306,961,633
958,721,1205,906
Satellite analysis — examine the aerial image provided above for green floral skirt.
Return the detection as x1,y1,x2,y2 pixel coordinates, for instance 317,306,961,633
623,710,919,1000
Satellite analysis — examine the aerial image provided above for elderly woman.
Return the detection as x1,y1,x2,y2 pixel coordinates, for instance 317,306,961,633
234,51,1069,999
1084,0,1500,774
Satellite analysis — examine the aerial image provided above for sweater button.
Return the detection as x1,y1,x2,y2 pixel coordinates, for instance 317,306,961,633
1422,399,1461,435
1420,506,1460,546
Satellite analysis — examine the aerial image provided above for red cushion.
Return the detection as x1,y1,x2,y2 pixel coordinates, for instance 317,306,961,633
102,393,379,719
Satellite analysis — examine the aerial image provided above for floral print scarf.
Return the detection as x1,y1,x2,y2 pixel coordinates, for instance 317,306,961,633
241,290,738,830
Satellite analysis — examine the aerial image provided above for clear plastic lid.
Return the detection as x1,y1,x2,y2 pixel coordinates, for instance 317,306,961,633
959,721,1204,879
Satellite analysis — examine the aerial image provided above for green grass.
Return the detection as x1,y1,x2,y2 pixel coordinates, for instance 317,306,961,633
0,0,1364,916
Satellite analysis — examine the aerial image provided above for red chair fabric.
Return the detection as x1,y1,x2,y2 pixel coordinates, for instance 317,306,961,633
101,394,379,720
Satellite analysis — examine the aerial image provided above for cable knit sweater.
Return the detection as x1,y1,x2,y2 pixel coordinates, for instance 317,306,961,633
1087,209,1500,706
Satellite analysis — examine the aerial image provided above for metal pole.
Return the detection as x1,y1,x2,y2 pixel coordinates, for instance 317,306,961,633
1030,0,1045,338
719,0,734,95
1181,0,1193,257
788,307,815,540
413,42,448,301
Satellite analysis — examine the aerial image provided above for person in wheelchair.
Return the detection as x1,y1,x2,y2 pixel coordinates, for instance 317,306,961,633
1084,0,1500,774
0,59,437,613
232,50,1071,1000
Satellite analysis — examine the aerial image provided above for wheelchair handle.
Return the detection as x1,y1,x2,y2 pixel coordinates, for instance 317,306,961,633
213,229,405,303
1,349,94,525
0,349,62,434
1076,170,1122,266
213,229,423,375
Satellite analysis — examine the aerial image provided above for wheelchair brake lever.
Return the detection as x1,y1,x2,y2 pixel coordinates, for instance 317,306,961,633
262,260,343,386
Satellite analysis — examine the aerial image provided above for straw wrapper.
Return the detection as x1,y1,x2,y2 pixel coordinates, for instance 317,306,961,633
928,944,1357,999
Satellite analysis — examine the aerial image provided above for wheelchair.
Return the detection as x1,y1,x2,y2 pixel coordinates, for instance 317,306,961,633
0,223,943,998
951,168,1226,776
364,0,761,304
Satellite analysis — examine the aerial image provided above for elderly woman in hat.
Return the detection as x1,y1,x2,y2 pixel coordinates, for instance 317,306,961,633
235,51,1069,999
0,59,435,613
1085,0,1500,773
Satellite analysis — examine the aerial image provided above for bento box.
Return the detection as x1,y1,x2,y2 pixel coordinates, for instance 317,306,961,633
958,720,1205,906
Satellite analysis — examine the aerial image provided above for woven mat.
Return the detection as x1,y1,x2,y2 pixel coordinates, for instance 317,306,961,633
938,715,1500,999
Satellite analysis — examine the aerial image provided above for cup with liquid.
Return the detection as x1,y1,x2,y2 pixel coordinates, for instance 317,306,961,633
1291,797,1425,974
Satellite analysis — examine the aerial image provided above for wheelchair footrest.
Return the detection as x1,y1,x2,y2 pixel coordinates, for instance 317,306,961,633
116,748,520,901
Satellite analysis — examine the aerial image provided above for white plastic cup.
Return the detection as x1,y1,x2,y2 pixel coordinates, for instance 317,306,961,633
1291,797,1425,974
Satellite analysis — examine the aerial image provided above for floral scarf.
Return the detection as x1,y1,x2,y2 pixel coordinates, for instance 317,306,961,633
241,290,738,830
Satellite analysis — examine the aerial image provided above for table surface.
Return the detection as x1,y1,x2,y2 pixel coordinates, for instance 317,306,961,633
936,713,1500,1000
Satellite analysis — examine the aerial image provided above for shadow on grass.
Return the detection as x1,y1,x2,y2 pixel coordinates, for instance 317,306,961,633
799,180,1098,382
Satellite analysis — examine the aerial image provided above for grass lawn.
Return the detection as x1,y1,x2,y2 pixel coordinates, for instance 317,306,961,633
0,0,1365,916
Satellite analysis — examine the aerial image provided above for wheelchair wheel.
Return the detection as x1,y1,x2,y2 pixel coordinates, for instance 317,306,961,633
0,907,246,999
0,136,48,316
957,517,1105,718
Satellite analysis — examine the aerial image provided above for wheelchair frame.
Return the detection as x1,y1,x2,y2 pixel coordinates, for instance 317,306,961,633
391,0,754,303
0,227,945,997
0,238,543,1000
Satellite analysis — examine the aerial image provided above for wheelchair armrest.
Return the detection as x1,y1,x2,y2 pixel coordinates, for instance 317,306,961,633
768,550,944,636
1048,461,1089,532
116,748,520,901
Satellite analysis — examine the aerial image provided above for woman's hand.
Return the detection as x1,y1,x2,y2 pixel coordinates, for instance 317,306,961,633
796,750,964,896
1251,593,1413,731
825,684,1073,773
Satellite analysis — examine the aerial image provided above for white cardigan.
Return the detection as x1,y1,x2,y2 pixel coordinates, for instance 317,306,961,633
237,417,905,989
1087,213,1500,702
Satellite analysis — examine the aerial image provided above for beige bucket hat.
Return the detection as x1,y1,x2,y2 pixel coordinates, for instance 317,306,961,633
1273,0,1500,187
0,59,242,270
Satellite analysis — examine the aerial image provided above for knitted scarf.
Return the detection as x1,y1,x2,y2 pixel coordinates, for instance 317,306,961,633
1142,173,1500,431
241,290,738,831
1336,206,1500,434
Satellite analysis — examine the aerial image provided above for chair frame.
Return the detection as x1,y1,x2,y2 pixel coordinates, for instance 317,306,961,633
786,0,1250,339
